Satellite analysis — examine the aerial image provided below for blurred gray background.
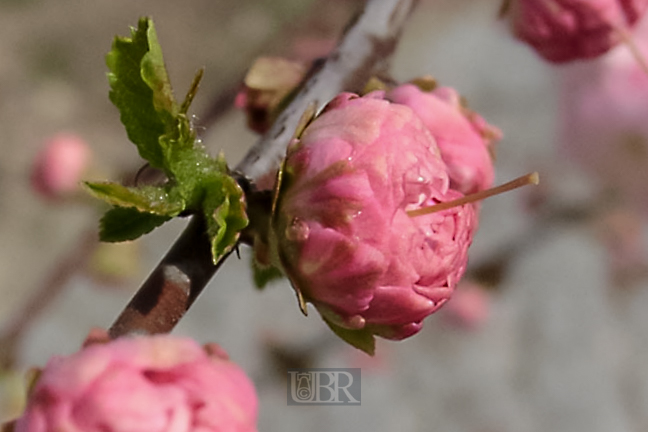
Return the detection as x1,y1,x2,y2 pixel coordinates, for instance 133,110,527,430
2,0,648,431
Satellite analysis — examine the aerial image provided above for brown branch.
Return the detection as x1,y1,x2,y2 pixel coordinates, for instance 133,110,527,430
236,0,419,181
108,216,230,337
108,0,420,338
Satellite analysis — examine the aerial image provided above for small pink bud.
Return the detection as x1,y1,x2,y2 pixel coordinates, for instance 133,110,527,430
14,335,258,432
271,91,478,342
387,84,499,195
505,0,648,62
30,133,91,201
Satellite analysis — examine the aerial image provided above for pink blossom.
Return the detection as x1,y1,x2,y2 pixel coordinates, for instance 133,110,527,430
15,335,258,432
271,92,477,342
507,0,648,62
387,83,498,195
559,15,648,213
30,133,91,201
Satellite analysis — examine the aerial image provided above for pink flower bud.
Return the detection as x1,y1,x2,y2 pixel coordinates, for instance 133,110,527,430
271,92,477,342
506,0,648,62
30,133,91,201
15,335,258,432
387,84,498,195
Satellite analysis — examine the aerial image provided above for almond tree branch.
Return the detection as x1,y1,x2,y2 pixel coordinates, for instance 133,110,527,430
236,0,418,181
108,0,420,338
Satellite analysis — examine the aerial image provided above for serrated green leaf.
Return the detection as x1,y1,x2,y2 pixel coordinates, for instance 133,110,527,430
95,18,250,254
323,317,376,356
106,17,178,170
140,21,178,123
100,206,170,242
85,181,185,216
203,174,249,264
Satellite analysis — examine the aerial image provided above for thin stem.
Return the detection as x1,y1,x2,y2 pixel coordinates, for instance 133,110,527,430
407,172,539,217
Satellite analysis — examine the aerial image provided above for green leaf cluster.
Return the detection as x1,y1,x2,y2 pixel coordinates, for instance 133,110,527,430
86,17,247,263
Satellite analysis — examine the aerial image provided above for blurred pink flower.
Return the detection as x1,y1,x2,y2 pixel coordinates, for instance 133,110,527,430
387,83,499,195
15,335,258,432
30,133,91,201
440,281,491,330
596,208,647,285
559,16,648,213
507,0,648,62
271,92,477,343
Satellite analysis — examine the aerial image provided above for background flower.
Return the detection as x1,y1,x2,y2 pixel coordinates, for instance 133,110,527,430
30,133,91,201
15,335,258,432
506,0,648,62
559,15,648,214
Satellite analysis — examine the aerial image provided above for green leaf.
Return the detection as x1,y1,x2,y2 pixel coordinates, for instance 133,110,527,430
85,181,185,216
106,17,178,169
323,317,376,356
94,17,250,257
140,21,178,123
203,174,249,264
100,206,170,242
157,116,204,186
